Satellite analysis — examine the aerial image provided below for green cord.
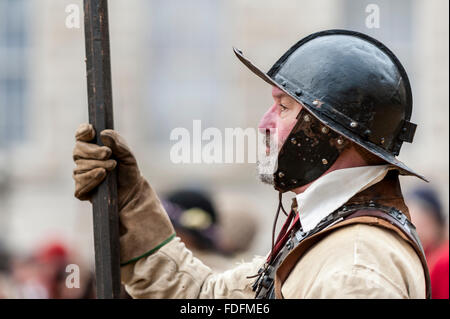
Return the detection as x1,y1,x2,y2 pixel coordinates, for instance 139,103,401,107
120,233,177,266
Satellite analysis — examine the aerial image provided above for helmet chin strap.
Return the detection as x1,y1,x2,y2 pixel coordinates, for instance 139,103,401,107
246,191,290,280
270,192,288,260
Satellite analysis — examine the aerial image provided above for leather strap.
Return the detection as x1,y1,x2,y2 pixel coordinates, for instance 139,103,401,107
274,208,431,299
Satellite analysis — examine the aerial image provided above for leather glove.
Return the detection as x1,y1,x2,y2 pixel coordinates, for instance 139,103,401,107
72,123,175,265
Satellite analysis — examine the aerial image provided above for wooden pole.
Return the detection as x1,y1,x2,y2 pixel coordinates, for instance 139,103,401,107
83,0,121,299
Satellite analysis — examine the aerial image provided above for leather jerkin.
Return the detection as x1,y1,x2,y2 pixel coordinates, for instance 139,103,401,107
255,171,431,299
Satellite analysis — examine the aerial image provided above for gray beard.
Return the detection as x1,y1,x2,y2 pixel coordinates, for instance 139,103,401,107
256,144,278,186
258,169,275,185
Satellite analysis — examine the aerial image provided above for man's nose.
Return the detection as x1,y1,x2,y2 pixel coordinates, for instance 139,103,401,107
258,105,277,133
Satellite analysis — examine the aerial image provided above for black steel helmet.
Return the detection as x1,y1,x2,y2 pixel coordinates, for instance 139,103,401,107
234,29,426,192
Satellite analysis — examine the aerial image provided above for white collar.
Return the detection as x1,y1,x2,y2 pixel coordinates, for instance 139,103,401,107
295,165,394,232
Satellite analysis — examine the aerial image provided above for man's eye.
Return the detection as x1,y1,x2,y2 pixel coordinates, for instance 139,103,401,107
280,104,288,111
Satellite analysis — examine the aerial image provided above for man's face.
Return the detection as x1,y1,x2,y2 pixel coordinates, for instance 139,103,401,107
257,86,303,184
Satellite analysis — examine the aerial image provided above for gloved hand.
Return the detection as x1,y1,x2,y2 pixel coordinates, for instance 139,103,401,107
72,123,175,265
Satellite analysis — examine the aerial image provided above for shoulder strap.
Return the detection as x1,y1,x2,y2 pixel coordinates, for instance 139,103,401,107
274,207,431,299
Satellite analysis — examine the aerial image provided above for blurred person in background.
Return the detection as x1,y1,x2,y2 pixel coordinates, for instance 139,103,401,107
7,241,68,299
161,188,233,272
161,189,259,272
0,242,17,298
9,240,95,299
407,187,449,299
214,192,259,258
163,188,219,252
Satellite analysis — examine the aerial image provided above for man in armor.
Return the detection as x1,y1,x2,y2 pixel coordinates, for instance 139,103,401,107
72,30,430,298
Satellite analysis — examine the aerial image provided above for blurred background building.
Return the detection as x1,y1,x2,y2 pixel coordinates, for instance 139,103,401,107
0,0,448,297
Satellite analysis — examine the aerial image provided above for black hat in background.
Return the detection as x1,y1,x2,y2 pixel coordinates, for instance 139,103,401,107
162,189,219,251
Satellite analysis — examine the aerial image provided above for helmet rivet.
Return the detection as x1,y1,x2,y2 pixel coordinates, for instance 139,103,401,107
281,81,287,87
312,100,319,106
380,137,385,144
290,138,297,145
303,115,310,122
295,90,302,96
321,126,329,134
322,158,328,165
291,179,298,185
364,129,371,136
350,121,358,128
337,138,344,145
278,171,285,178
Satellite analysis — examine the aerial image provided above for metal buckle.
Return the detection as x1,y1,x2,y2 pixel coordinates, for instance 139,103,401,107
295,229,306,242
390,208,407,225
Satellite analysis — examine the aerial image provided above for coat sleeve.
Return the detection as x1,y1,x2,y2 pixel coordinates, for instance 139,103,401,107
121,236,265,299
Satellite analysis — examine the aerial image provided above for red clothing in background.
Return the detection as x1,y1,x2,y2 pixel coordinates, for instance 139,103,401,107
428,242,449,299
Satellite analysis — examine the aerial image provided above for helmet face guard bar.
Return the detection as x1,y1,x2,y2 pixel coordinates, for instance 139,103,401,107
275,108,348,192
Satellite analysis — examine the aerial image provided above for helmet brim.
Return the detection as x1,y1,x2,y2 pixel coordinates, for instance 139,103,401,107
233,47,428,183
